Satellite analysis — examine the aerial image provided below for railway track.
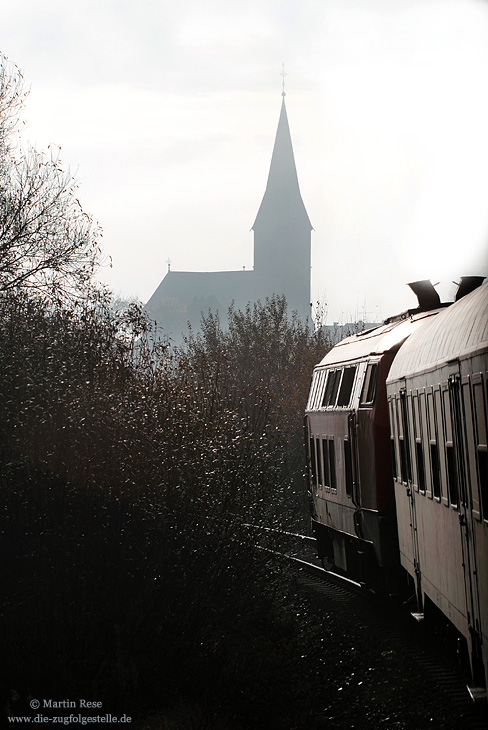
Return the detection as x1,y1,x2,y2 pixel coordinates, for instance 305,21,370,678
249,524,488,730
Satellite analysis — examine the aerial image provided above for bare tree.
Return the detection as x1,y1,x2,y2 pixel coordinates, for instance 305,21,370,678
0,54,104,302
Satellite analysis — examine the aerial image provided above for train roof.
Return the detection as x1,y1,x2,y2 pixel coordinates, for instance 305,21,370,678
387,280,488,382
317,309,441,368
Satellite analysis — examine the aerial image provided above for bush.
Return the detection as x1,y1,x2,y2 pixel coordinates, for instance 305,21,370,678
0,292,331,724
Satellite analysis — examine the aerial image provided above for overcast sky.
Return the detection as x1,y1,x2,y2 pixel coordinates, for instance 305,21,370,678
3,0,488,324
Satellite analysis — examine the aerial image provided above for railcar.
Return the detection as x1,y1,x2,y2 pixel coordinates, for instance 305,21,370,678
386,279,488,693
305,281,446,590
306,276,487,695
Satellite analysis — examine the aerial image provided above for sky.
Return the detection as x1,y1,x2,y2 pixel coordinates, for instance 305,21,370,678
2,0,488,324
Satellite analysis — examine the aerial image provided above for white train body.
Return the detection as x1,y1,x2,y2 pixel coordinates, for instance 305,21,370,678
386,281,488,687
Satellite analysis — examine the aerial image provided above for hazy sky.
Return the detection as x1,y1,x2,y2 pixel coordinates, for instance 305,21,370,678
3,0,488,323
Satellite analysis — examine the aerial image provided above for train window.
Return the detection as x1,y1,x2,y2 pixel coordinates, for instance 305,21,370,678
434,389,445,499
329,371,341,405
416,442,426,493
316,438,323,487
360,363,379,406
308,372,319,410
412,395,424,492
446,444,459,507
412,395,421,439
430,443,441,499
399,391,412,484
322,371,333,406
337,366,357,407
400,440,409,483
344,439,353,498
426,390,438,497
314,370,326,409
307,372,316,409
322,439,330,487
321,439,336,490
388,399,398,480
420,391,429,491
323,369,342,407
460,379,480,518
391,438,398,481
442,389,456,507
329,440,337,490
472,377,488,519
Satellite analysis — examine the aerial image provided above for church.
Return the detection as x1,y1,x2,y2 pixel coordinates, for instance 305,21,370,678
144,92,313,338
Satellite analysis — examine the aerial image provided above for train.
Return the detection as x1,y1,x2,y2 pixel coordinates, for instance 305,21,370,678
305,277,487,697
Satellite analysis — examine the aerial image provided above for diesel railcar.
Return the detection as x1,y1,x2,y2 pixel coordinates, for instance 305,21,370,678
306,281,446,589
306,277,487,693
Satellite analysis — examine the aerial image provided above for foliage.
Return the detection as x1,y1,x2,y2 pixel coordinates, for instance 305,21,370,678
0,54,103,303
0,291,331,725
0,53,339,728
178,295,331,526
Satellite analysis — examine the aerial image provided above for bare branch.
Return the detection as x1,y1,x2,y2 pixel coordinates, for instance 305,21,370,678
0,55,104,304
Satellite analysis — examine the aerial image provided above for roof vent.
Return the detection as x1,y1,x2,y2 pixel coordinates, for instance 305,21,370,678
407,280,441,312
454,276,485,301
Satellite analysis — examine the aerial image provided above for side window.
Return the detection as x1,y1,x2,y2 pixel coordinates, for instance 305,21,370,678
307,372,318,410
337,366,357,407
461,378,480,518
412,394,426,492
321,439,337,490
321,371,333,407
388,398,398,480
322,439,330,487
416,441,426,493
430,443,441,499
322,369,341,407
328,440,337,490
329,371,342,406
473,376,488,520
434,388,445,500
360,363,379,406
316,437,324,487
314,370,327,409
419,390,430,495
442,387,458,507
427,390,441,499
398,391,412,484
309,371,319,410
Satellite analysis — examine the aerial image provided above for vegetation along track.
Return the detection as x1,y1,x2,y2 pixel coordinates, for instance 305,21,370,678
252,524,488,730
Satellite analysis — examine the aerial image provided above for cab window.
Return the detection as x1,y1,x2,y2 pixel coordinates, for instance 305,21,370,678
322,370,341,407
360,363,379,406
337,366,357,407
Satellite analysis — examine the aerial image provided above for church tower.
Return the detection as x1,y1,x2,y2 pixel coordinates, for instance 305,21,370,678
144,87,313,339
252,93,313,321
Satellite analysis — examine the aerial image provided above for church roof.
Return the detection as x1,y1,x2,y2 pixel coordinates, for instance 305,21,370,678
144,269,257,331
146,269,254,310
252,97,312,231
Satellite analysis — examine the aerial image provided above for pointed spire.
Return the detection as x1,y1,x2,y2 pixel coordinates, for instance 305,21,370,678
252,95,312,231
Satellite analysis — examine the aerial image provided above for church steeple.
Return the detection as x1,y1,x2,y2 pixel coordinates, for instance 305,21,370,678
252,97,312,232
144,87,314,338
251,93,313,321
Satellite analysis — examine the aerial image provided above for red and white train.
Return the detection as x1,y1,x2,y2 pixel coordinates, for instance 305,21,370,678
305,277,487,694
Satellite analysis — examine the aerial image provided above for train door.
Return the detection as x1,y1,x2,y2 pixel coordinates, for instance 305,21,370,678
390,384,422,608
399,387,423,609
347,411,362,536
448,367,484,682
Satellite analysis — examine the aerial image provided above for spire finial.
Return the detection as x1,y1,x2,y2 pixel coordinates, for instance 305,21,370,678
166,257,172,272
280,63,286,97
